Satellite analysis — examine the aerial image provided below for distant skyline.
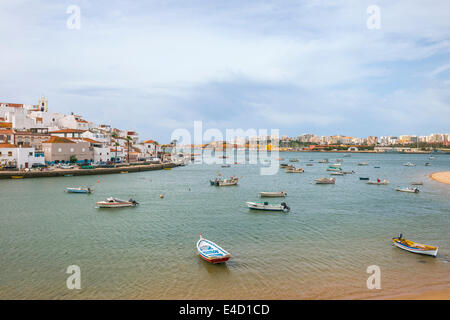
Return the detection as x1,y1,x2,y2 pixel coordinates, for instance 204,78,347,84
1,0,449,142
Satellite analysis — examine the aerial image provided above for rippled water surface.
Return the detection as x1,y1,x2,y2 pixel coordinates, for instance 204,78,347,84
0,152,449,299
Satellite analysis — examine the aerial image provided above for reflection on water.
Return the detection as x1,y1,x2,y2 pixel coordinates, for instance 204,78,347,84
0,152,449,299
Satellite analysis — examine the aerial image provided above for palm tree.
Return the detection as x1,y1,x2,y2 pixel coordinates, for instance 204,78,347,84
126,136,132,163
114,142,119,166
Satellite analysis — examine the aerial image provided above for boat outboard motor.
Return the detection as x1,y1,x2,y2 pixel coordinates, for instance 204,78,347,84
281,202,290,212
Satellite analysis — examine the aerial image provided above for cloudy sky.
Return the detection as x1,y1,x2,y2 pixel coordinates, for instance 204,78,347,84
1,0,449,142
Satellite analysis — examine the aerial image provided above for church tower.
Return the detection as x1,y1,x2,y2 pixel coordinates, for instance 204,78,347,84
38,96,48,112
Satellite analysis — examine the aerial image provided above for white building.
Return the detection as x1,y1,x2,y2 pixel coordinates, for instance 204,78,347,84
0,143,45,169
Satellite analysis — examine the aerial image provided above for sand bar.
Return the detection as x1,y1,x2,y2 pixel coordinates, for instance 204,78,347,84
429,171,450,185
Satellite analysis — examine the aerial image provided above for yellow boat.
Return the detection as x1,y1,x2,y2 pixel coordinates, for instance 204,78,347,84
164,168,172,170
393,234,438,257
11,176,24,179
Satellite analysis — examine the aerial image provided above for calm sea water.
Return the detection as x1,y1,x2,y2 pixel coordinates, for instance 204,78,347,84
0,152,449,299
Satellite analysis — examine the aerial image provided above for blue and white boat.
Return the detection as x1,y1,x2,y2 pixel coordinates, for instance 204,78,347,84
196,234,231,264
66,187,93,194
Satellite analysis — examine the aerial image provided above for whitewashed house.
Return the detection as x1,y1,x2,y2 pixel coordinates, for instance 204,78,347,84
0,143,45,169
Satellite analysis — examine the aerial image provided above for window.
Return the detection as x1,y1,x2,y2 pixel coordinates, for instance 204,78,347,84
29,152,33,156
82,148,85,152
0,152,2,156
58,148,62,152
8,151,12,157
70,148,74,152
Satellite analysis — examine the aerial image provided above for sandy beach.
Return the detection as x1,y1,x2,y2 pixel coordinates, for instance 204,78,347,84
392,286,450,300
430,171,450,185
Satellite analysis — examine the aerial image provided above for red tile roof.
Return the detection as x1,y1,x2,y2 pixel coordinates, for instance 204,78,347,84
49,129,86,134
0,143,18,148
0,122,12,128
42,136,76,144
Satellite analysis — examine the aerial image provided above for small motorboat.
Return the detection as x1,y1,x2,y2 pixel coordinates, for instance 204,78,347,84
280,163,289,168
336,159,343,163
163,168,172,170
314,177,336,184
359,177,370,180
327,166,342,172
289,158,299,162
342,170,355,174
425,162,431,166
330,172,344,176
306,163,313,166
374,166,381,168
11,176,24,179
246,201,290,212
259,191,287,198
318,159,329,163
285,167,304,173
393,234,438,257
60,164,74,169
396,187,419,193
411,182,423,185
210,177,239,186
358,162,368,166
221,164,231,168
96,197,139,208
366,179,389,185
66,187,93,194
197,234,231,264
429,156,435,160
403,162,416,167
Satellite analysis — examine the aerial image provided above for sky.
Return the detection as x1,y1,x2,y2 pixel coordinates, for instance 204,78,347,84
0,0,449,143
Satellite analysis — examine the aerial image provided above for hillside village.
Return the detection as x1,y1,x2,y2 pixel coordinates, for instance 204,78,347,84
0,97,165,169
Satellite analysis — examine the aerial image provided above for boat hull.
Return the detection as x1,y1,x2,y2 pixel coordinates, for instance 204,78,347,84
197,238,231,264
259,192,286,197
393,240,438,257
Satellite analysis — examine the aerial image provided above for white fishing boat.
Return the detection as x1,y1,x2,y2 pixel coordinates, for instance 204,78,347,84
60,164,74,169
259,191,287,198
393,234,438,257
285,167,304,173
318,159,329,163
396,187,419,193
342,170,355,174
429,156,435,160
289,158,299,162
403,162,416,167
66,187,93,194
366,179,389,185
246,201,290,212
210,177,239,186
96,197,139,208
314,177,336,184
330,172,344,176
197,234,231,264
358,162,368,166
221,164,231,168
331,163,342,167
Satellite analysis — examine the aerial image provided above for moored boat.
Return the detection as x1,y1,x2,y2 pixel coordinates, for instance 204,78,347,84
366,179,389,185
210,176,239,186
396,187,419,193
318,159,329,163
96,197,139,208
66,187,93,194
289,158,299,162
327,166,342,172
359,177,369,180
393,234,438,257
358,162,368,166
10,176,24,179
197,234,231,264
314,177,335,184
330,172,344,176
259,191,287,197
285,167,304,173
411,182,423,185
403,162,416,167
246,201,290,212
306,163,313,166
425,162,431,166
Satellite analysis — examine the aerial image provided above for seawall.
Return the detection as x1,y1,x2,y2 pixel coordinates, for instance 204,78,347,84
0,163,178,179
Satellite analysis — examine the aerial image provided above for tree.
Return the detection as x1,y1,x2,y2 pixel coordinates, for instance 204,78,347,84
69,155,77,163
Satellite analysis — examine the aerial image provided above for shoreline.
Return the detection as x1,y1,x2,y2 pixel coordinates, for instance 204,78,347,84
429,171,450,185
0,163,178,179
377,285,450,300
